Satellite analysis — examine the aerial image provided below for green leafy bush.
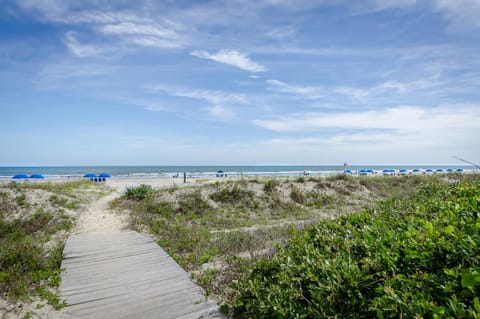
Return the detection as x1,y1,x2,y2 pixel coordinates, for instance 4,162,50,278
0,212,71,306
177,190,211,215
125,184,153,200
263,179,280,193
211,185,257,208
290,186,306,204
231,179,480,318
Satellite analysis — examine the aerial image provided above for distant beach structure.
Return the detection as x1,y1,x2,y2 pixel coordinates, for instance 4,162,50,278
0,165,474,182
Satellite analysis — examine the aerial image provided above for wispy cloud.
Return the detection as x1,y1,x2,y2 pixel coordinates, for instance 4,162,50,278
431,0,480,30
254,103,480,161
266,74,448,103
266,79,324,99
191,49,267,73
149,84,248,105
265,26,296,39
98,21,184,48
63,31,101,57
121,98,167,112
205,105,235,120
253,104,480,144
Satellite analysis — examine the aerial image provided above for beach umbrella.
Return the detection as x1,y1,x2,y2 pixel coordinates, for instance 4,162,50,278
98,173,111,178
13,174,29,179
382,169,395,175
456,168,464,172
83,173,97,178
425,169,433,173
29,174,44,179
446,168,453,172
359,169,372,175
412,169,421,173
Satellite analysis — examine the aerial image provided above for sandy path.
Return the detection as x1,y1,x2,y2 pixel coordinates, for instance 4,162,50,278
74,191,128,234
74,177,205,234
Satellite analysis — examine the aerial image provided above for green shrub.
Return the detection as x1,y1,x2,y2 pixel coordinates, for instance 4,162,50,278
290,186,306,204
0,213,69,305
125,184,153,200
211,185,257,208
16,193,28,207
230,179,480,318
177,190,211,215
306,191,334,208
49,195,80,209
263,179,280,193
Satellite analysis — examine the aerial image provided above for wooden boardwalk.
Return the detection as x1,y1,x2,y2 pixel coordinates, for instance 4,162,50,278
61,231,224,319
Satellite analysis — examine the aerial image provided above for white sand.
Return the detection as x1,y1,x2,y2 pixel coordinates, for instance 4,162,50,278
74,177,202,234
74,192,127,233
105,177,203,193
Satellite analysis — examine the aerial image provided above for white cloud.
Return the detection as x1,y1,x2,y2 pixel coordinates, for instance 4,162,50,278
253,105,480,149
254,105,479,132
431,0,480,30
15,0,68,21
122,98,167,112
64,11,142,24
63,31,101,57
99,22,178,39
252,104,480,164
149,85,247,105
266,79,324,99
265,26,296,39
266,75,448,103
368,0,417,11
191,49,267,73
205,105,235,120
98,21,184,48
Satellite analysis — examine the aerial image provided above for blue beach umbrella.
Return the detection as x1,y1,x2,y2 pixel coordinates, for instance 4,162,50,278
425,169,433,173
359,169,373,175
29,174,45,179
446,168,453,172
412,169,421,173
13,174,29,179
382,169,395,175
83,173,97,178
98,173,111,178
456,168,464,172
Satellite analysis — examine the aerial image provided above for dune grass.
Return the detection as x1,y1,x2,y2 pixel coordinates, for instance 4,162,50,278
115,174,475,308
0,180,101,309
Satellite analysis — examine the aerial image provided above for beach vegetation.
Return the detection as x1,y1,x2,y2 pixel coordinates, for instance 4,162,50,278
289,185,306,204
116,174,480,312
0,180,92,312
263,179,280,193
48,195,80,209
125,184,153,200
210,185,257,209
178,190,211,215
0,201,72,308
228,177,480,318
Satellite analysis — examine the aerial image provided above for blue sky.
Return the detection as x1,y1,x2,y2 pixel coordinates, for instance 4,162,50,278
1,0,479,166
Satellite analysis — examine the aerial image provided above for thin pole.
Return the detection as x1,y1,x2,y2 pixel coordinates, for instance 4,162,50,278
452,156,480,169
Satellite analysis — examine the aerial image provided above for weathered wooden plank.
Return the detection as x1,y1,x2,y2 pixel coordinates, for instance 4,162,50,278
61,231,224,318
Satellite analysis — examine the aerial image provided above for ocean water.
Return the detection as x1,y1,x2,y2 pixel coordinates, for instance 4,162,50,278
0,165,473,181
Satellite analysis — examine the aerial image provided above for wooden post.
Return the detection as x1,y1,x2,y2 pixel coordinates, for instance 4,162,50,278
183,172,186,183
